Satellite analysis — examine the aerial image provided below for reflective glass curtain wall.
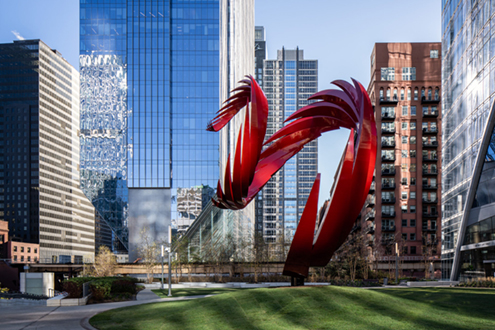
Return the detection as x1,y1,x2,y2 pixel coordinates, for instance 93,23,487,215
80,0,220,250
441,0,495,279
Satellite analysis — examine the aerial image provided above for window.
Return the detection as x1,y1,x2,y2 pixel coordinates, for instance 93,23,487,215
410,122,416,130
411,106,417,116
27,247,31,253
13,246,17,252
410,164,416,172
410,233,416,240
402,67,416,80
27,256,31,262
402,192,408,199
407,88,411,100
410,136,416,144
21,247,24,253
393,88,398,100
410,219,416,227
434,88,439,100
402,233,407,240
411,177,416,185
410,150,416,157
423,106,429,115
14,255,17,261
401,205,408,213
410,192,416,199
402,136,408,144
411,246,417,254
379,88,384,99
414,88,418,100
410,205,416,213
402,150,408,158
401,164,408,171
21,256,24,262
400,88,404,100
402,106,408,116
401,177,407,185
430,50,439,58
402,219,407,227
402,122,408,130
381,67,395,81
34,248,37,253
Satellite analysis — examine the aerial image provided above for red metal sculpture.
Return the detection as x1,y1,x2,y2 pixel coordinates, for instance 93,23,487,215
207,76,377,279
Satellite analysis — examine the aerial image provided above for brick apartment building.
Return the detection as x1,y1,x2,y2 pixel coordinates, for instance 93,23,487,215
363,42,442,278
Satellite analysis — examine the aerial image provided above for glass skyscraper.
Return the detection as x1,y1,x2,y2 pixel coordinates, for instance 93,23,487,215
80,0,222,255
441,0,495,280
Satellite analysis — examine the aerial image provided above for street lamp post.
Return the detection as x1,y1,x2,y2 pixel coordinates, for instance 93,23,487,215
161,245,164,290
395,242,399,283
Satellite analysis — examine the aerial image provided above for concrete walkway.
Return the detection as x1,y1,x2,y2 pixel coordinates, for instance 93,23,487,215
0,289,213,330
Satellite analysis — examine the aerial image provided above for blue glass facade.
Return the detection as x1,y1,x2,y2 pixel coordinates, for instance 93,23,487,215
80,0,220,251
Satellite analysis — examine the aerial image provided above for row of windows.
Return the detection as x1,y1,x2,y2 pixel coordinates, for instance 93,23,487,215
12,245,37,253
379,87,440,101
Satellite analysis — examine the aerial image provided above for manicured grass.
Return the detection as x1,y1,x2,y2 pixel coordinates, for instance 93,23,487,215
152,287,245,298
90,287,495,330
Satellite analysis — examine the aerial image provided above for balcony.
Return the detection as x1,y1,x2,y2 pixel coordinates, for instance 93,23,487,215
421,96,440,104
366,196,376,208
381,127,396,134
422,211,439,218
365,211,375,221
422,198,438,204
381,168,396,175
380,96,398,105
365,224,375,234
382,183,396,189
381,197,396,204
382,211,396,218
381,141,395,148
422,141,438,148
381,155,395,162
369,182,376,192
381,225,396,232
422,127,438,134
422,155,438,162
422,184,438,190
422,169,438,176
422,225,437,232
350,223,362,234
422,110,439,118
381,112,396,119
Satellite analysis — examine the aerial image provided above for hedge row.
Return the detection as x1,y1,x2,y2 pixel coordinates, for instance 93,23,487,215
63,277,138,299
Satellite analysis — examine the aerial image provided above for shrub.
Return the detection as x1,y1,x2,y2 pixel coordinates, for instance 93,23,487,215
90,279,113,301
63,277,93,298
111,279,137,295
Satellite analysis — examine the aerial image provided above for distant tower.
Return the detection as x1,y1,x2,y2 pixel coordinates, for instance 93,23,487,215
261,47,318,248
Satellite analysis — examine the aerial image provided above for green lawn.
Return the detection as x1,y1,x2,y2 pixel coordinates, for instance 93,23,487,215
152,287,245,298
90,287,495,330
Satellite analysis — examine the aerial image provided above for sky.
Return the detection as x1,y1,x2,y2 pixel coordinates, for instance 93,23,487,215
0,0,442,209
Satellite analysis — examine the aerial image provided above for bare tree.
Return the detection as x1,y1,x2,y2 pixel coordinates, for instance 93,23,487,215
138,227,160,284
421,232,435,279
90,246,116,277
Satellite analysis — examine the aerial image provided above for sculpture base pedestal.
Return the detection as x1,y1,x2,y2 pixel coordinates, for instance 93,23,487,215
290,276,305,286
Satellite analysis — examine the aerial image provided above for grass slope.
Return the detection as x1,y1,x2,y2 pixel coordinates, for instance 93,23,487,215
90,287,495,330
152,287,245,298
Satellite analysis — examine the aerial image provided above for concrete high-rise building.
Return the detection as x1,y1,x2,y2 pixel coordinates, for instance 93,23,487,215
441,0,495,281
0,39,96,263
80,0,254,258
366,42,442,277
258,47,318,246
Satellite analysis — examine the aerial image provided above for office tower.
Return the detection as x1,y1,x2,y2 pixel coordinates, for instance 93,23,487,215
254,26,266,236
366,43,442,277
259,48,318,247
80,0,254,258
0,39,96,263
441,0,495,281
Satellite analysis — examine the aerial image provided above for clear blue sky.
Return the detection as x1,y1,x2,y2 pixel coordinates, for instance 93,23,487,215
0,0,441,208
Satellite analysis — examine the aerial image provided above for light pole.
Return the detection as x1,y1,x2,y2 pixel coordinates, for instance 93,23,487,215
168,225,172,297
161,245,165,290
